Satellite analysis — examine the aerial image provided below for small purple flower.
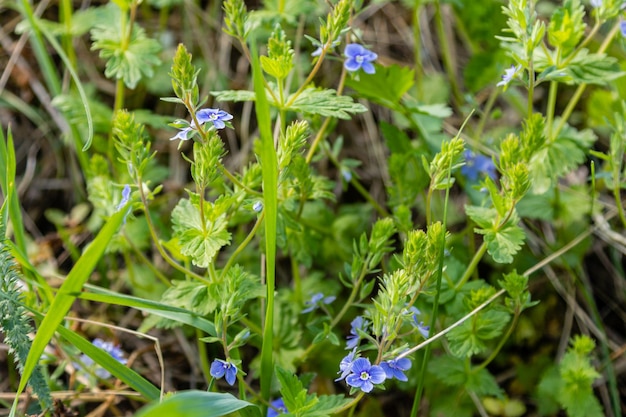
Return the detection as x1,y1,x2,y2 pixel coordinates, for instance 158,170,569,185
461,150,497,182
196,108,233,130
252,201,263,212
116,184,131,211
267,398,287,417
336,348,358,381
497,64,520,87
170,126,193,141
341,169,352,182
590,0,602,7
77,338,127,379
346,316,368,349
620,20,626,38
344,44,377,74
381,357,412,382
345,358,386,393
301,292,336,313
210,359,237,385
409,307,431,339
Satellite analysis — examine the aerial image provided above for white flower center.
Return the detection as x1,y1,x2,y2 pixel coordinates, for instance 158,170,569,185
356,55,364,63
360,371,370,381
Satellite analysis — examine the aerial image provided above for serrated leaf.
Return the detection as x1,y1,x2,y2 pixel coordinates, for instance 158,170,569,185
91,13,161,89
344,64,414,109
276,367,312,414
564,50,625,85
210,90,257,102
465,205,496,230
160,280,217,316
171,199,231,268
467,368,503,397
287,88,367,119
482,221,525,264
447,309,510,357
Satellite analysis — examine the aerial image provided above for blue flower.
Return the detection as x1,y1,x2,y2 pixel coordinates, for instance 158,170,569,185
590,0,602,7
252,201,263,212
77,338,127,379
461,150,497,182
380,357,412,382
336,348,358,381
497,64,520,87
620,20,626,38
267,398,287,417
345,358,386,393
346,316,368,349
115,184,131,212
344,44,377,74
170,126,193,141
210,359,237,385
197,108,233,130
409,306,431,339
301,292,336,313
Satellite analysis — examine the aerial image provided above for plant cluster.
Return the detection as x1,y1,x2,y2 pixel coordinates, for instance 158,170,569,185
0,0,625,416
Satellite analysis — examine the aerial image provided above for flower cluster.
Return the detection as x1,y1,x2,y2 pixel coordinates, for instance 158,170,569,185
170,108,233,141
76,338,127,379
210,358,237,385
337,352,412,393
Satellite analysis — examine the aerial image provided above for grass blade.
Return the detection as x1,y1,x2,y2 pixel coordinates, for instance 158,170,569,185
250,40,278,408
134,391,255,417
13,207,128,407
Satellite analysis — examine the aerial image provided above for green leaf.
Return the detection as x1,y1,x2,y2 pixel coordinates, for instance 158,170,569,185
482,220,525,264
90,6,161,89
467,368,503,397
58,327,160,400
79,284,217,336
344,64,415,109
276,367,313,414
447,309,510,357
565,50,625,86
14,207,128,403
171,198,231,268
134,391,255,417
287,88,367,119
210,90,256,102
529,120,595,194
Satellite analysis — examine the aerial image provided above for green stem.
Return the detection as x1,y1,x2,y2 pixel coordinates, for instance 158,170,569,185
410,143,454,417
474,87,499,141
220,211,265,280
545,80,558,140
434,0,461,107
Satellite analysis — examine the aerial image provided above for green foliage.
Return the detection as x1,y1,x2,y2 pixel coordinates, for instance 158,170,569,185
345,64,415,109
171,197,232,269
134,391,255,417
169,43,200,106
547,0,585,54
287,88,367,119
0,211,52,409
261,25,294,81
426,137,465,190
466,205,525,264
276,367,351,417
537,336,604,417
222,0,249,39
90,4,161,89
